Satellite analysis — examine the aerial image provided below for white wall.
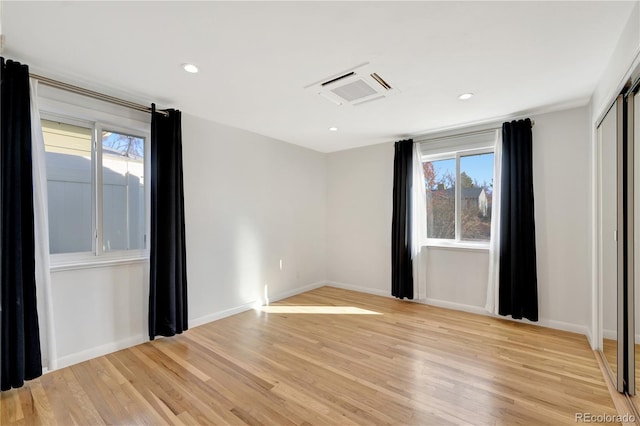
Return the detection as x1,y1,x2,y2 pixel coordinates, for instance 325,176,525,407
533,107,592,331
326,106,592,334
51,263,148,368
326,142,394,295
181,113,327,324
50,114,327,368
424,248,489,309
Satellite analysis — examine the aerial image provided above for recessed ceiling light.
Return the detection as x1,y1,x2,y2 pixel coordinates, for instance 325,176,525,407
182,63,199,73
329,127,338,132
458,93,474,100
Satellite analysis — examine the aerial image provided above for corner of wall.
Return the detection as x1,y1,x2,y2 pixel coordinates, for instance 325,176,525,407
591,1,640,123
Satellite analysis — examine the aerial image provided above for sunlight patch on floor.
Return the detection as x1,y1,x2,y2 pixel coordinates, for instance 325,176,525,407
259,305,382,315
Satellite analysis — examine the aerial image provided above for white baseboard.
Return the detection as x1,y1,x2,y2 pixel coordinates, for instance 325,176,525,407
325,281,392,298
533,318,590,338
327,280,590,339
586,328,594,349
601,331,640,343
56,334,146,369
423,296,589,336
422,297,487,315
189,301,257,329
268,281,326,304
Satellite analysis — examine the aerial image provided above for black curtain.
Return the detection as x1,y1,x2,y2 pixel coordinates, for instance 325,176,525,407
149,105,188,339
499,118,538,321
391,139,414,299
1,58,43,390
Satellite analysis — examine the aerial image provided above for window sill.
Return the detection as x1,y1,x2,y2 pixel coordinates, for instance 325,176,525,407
423,240,490,251
50,253,149,272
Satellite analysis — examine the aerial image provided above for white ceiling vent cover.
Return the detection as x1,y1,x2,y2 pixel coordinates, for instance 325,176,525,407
305,63,399,106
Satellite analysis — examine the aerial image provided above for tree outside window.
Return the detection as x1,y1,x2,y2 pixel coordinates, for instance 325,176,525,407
423,151,493,242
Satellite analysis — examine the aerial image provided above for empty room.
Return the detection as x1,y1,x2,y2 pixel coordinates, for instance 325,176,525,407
2,1,640,425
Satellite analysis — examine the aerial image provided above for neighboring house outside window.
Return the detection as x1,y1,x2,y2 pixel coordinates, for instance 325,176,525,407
418,129,496,248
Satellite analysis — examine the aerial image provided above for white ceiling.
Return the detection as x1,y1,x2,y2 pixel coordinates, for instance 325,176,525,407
2,1,636,152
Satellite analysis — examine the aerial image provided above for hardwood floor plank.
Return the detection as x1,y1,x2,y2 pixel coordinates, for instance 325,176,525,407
70,359,130,424
27,382,57,426
0,286,621,425
46,367,104,425
152,339,212,382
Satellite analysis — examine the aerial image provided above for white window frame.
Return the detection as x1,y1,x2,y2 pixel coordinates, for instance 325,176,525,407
420,131,496,250
39,97,151,270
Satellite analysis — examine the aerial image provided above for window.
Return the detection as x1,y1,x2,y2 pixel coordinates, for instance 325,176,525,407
42,115,149,260
420,131,496,246
101,130,145,251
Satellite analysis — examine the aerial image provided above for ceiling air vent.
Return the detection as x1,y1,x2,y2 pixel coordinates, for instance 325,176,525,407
305,63,399,106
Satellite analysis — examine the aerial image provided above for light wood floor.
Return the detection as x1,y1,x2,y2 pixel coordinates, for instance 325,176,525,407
1,286,619,425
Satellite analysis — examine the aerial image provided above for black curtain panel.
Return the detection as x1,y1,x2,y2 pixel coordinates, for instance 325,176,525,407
149,105,188,340
391,139,414,299
1,58,43,390
498,118,538,321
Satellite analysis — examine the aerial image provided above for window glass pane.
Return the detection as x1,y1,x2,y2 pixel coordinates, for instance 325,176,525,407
460,152,494,241
42,119,93,254
424,158,455,239
102,131,145,251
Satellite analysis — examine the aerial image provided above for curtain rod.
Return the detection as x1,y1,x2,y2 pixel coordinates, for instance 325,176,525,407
416,119,536,144
30,73,169,117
